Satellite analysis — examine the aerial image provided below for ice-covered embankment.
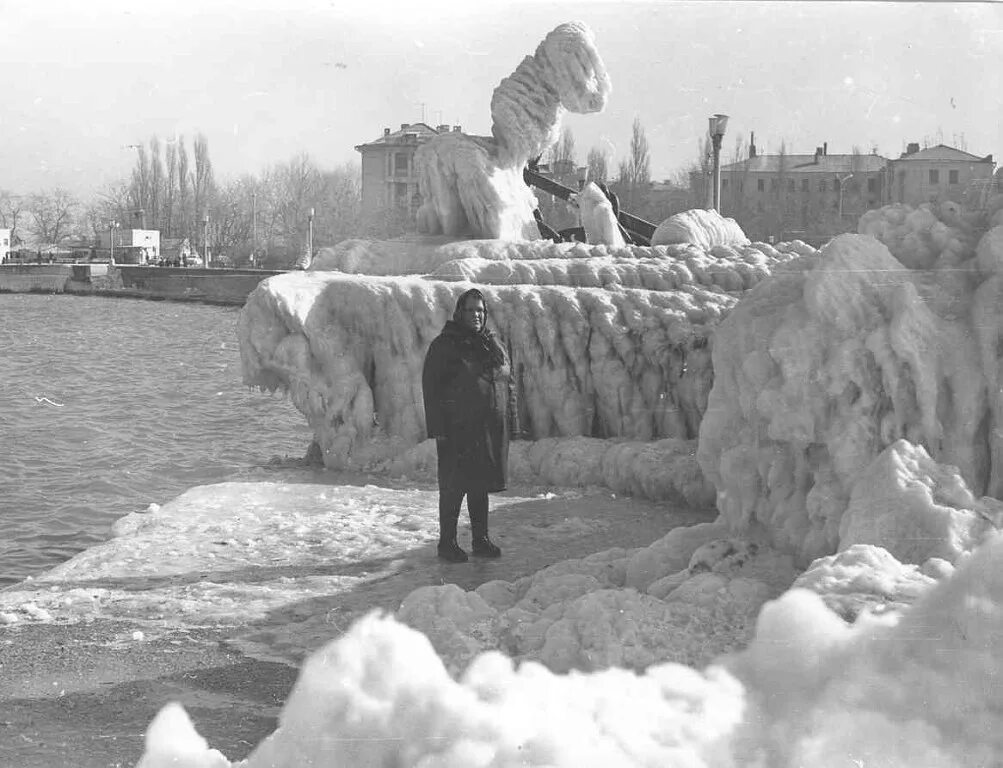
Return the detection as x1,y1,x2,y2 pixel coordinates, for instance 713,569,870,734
239,233,805,505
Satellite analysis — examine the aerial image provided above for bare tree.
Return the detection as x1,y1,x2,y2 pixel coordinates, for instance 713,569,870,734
28,188,78,243
550,127,577,172
0,190,26,245
164,140,177,238
615,117,651,213
128,144,150,228
176,136,190,241
274,152,321,251
192,133,215,239
315,163,362,246
586,146,609,185
148,137,163,230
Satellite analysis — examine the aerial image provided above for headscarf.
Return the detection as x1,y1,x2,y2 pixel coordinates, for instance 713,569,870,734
452,288,509,373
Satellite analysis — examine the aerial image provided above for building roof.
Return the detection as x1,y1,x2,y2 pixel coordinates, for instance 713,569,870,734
894,144,993,163
355,122,450,151
722,152,888,175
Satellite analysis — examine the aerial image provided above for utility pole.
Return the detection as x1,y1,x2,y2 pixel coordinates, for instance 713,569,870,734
308,207,314,258
109,221,119,264
708,114,729,212
203,215,210,268
251,190,257,262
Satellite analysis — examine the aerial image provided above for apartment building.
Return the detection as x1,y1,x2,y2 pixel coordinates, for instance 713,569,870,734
355,122,463,218
719,139,888,241
887,143,996,207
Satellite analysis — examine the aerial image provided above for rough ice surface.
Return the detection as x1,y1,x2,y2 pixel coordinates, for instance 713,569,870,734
698,203,1003,564
651,208,751,250
240,236,805,504
576,181,626,246
139,532,1003,768
414,22,611,240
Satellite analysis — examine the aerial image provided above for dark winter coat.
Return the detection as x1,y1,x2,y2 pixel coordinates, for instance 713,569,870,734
422,311,515,494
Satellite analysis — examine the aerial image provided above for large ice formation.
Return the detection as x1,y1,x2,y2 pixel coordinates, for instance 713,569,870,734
239,236,803,501
699,203,1003,564
414,21,611,240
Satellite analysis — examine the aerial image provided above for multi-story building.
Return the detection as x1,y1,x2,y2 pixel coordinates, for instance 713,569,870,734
887,143,996,208
355,122,463,219
719,138,889,242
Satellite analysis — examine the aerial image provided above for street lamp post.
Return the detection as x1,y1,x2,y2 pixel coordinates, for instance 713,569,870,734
837,174,854,220
251,190,257,265
109,221,119,264
307,207,315,258
708,114,729,212
203,215,210,268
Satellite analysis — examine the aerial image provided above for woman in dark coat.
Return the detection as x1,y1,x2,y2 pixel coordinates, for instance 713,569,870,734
422,288,514,562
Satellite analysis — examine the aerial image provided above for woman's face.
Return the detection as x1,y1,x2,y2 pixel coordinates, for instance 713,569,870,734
459,296,486,332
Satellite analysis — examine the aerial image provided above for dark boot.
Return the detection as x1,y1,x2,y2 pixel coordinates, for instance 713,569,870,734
438,487,468,563
438,539,469,563
468,490,501,558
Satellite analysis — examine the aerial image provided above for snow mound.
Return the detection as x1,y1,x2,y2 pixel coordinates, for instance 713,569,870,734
396,521,796,675
135,703,229,768
138,533,1003,767
698,229,1003,563
651,208,750,249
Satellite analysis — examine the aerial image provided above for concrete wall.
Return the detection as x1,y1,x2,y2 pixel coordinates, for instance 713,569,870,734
0,264,283,305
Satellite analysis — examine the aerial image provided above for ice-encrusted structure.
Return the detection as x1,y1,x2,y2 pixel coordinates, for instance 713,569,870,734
576,181,625,246
239,237,804,502
698,202,1003,564
415,21,611,240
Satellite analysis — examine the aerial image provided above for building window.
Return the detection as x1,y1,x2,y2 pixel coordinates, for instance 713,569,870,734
929,169,939,185
802,179,809,192
949,169,959,185
394,182,408,205
819,179,827,193
770,178,779,192
722,178,729,190
739,181,744,193
757,178,765,192
867,177,877,193
394,152,409,177
787,179,795,193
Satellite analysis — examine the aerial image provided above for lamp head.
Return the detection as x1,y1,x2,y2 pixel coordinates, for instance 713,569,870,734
708,114,730,138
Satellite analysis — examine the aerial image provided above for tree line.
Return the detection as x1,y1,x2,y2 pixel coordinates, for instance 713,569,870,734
1,121,720,266
0,135,400,268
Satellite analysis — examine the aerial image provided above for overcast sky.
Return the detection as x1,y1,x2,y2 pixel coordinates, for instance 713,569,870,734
1,0,1000,197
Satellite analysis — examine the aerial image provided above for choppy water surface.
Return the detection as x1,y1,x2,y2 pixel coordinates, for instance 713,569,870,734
0,294,311,586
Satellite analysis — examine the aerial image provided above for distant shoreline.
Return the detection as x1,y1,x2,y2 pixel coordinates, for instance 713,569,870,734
0,263,287,306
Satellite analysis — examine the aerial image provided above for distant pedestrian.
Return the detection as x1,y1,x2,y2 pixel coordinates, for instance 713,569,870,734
422,288,515,562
